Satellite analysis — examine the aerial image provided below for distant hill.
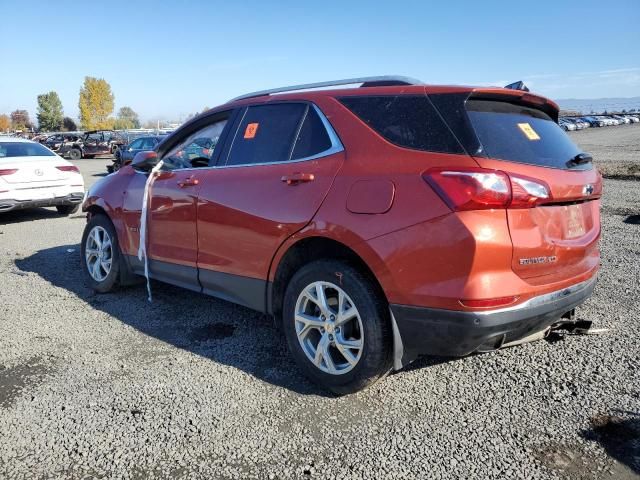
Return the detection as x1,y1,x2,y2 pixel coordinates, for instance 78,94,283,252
555,97,640,114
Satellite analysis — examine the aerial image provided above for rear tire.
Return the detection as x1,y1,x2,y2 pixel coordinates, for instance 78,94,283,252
81,214,122,293
282,260,392,395
56,204,79,215
69,148,82,161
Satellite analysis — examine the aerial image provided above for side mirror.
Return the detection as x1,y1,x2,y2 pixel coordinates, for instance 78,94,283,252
132,151,159,171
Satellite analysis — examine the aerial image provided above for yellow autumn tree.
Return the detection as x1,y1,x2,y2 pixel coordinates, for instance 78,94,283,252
78,77,115,130
0,114,10,132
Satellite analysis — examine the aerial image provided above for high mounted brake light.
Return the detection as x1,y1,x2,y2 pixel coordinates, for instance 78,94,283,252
423,167,551,211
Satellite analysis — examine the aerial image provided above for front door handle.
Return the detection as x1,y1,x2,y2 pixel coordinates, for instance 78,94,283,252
178,176,199,188
281,172,315,185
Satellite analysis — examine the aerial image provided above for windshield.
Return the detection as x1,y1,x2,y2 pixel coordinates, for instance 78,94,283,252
466,100,583,170
0,142,56,158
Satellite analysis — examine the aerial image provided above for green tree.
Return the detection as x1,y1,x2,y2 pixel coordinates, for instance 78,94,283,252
62,117,78,131
0,114,10,132
117,106,140,129
36,91,64,131
78,76,115,130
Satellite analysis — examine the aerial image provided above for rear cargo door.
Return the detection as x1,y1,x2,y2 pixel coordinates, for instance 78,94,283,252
464,98,601,282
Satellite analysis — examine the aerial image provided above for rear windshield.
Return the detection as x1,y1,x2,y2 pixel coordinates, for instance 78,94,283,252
0,142,56,158
466,100,582,169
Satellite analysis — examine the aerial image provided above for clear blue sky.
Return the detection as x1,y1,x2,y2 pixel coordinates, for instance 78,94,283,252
1,0,638,123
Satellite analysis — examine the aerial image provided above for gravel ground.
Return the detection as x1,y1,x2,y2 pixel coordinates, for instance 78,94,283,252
568,124,640,179
1,127,639,480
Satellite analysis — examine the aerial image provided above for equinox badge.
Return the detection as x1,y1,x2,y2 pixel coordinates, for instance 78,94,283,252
519,256,557,266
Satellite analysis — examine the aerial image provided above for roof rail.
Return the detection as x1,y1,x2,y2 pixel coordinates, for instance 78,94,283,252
228,75,423,103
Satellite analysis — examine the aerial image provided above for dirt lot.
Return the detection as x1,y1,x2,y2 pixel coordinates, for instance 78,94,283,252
1,126,639,479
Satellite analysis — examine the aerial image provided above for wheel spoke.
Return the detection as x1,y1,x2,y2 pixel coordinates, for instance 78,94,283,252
336,336,363,351
334,341,358,366
295,313,324,338
313,333,328,366
102,239,112,253
92,259,102,279
336,306,357,327
101,259,112,272
323,344,337,373
310,282,332,316
93,229,102,249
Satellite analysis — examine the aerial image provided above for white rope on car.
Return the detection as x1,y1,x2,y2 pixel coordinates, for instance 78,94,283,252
137,160,164,302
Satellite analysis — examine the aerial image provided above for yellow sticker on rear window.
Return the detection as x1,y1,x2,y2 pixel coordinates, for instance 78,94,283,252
517,122,540,141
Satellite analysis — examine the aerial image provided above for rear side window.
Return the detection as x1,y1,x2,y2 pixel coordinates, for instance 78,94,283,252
339,95,464,154
226,103,306,166
466,100,582,169
291,106,332,160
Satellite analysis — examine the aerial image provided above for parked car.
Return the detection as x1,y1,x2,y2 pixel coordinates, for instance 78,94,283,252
563,118,585,130
58,130,127,160
612,115,630,125
81,77,601,393
581,116,604,127
43,133,82,152
558,119,576,131
0,137,84,214
109,135,165,173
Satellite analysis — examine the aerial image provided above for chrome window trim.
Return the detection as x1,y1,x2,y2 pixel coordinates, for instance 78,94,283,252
164,103,344,172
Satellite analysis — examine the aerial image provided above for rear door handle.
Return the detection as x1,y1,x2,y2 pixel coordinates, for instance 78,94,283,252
281,173,315,185
178,176,199,188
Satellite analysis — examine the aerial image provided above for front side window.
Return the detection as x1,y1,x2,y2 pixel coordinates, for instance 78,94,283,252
0,142,56,158
162,117,228,169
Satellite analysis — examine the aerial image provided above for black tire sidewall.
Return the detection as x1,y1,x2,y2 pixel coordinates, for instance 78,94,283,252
80,214,121,293
282,260,392,394
69,149,81,160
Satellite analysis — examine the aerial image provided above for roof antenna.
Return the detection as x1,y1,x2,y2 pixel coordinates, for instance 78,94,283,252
504,81,530,92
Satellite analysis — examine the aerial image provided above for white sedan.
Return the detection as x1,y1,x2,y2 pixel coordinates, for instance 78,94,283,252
0,136,85,215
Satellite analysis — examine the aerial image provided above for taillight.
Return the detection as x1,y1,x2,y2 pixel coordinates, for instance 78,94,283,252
56,165,80,173
423,168,551,211
509,174,551,208
0,169,18,176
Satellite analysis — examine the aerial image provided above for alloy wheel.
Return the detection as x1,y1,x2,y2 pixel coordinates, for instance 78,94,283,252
85,226,113,282
294,281,364,375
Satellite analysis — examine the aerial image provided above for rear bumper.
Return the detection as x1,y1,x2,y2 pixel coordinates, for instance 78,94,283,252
0,192,84,212
391,275,597,364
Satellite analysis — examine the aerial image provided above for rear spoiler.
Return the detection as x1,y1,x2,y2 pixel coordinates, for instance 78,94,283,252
468,87,559,122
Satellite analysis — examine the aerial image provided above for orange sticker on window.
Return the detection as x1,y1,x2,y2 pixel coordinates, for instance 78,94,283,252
244,123,259,139
517,122,540,140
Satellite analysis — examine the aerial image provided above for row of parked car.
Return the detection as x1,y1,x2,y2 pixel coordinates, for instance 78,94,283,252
559,113,639,130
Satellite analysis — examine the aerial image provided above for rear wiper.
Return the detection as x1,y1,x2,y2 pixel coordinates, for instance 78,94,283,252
566,152,593,168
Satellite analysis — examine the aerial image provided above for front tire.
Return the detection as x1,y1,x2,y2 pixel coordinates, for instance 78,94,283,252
56,204,79,215
282,260,392,394
81,214,121,293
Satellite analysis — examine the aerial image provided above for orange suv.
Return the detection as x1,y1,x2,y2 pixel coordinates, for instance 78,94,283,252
81,76,601,393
